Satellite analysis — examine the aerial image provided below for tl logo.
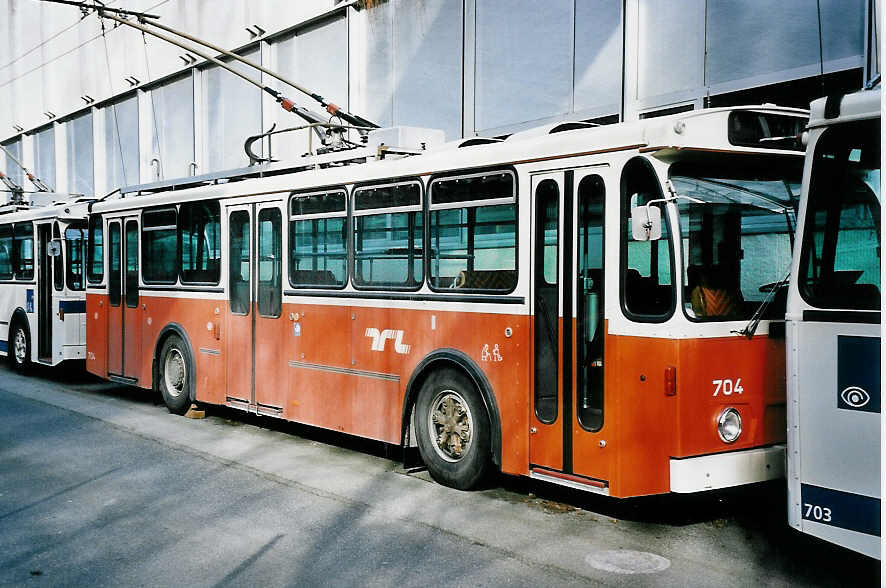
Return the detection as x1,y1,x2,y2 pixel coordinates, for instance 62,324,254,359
365,328,411,354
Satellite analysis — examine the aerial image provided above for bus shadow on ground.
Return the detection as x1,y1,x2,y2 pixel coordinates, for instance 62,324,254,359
202,400,881,580
16,365,878,583
8,361,161,407
493,472,879,582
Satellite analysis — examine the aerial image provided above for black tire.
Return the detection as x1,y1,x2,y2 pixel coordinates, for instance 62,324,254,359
415,368,493,490
158,334,192,415
8,319,30,373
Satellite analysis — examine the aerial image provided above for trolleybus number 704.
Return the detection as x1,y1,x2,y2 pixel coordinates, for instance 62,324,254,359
712,378,743,396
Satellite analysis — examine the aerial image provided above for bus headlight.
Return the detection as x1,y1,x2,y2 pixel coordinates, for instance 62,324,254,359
717,408,742,443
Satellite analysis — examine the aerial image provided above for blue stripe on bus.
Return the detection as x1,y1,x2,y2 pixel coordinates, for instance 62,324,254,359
59,300,86,313
801,484,880,537
0,340,7,353
837,336,881,413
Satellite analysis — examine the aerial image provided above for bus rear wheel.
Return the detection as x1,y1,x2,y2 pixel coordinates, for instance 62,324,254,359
415,368,492,490
9,321,30,372
158,335,192,415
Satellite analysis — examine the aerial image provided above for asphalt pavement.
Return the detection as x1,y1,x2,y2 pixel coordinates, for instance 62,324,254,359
0,363,878,587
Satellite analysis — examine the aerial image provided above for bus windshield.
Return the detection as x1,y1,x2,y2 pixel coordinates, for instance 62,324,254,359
799,121,881,310
672,169,800,321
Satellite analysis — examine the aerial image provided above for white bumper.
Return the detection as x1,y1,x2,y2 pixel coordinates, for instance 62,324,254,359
670,444,785,493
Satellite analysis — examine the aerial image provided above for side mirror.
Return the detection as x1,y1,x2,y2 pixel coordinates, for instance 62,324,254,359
631,206,662,241
47,240,62,257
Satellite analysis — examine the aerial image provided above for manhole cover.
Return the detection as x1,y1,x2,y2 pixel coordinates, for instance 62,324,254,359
586,549,671,574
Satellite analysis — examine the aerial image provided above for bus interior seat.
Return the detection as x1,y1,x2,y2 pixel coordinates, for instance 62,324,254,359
850,284,881,309
231,279,249,305
624,268,665,314
454,269,517,290
258,287,281,313
291,269,337,286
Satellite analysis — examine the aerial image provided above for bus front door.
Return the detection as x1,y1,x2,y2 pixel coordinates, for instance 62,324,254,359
530,170,610,491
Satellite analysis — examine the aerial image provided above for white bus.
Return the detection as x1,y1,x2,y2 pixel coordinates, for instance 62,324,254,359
786,87,881,559
0,193,91,370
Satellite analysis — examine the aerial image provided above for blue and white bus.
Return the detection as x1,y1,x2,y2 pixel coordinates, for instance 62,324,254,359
0,193,91,370
786,87,881,559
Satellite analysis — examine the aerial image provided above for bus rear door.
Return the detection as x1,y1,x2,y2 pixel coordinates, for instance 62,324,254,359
225,201,286,415
107,217,141,381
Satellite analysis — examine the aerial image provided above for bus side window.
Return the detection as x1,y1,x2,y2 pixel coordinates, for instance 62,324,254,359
87,215,103,284
125,221,139,308
142,208,178,284
229,211,250,315
428,171,517,292
352,182,423,289
108,223,121,307
180,201,221,285
53,223,63,291
621,158,673,319
800,122,881,310
257,208,281,317
0,224,13,280
577,174,605,432
65,226,86,291
289,190,347,288
13,222,34,281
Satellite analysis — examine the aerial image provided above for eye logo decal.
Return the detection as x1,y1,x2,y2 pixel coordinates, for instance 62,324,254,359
840,386,871,408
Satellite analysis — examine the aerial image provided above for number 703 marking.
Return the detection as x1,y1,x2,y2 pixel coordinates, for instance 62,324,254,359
804,503,832,522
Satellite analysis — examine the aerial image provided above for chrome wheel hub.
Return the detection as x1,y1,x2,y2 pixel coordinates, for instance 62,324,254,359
428,390,474,462
164,349,186,398
13,329,25,363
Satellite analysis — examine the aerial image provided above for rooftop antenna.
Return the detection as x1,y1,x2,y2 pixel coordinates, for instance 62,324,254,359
42,0,378,147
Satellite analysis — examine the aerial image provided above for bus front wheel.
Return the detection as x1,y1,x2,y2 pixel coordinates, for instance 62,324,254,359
9,321,30,372
415,368,492,490
158,335,192,415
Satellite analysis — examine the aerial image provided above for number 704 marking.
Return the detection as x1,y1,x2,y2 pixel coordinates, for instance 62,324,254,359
712,378,744,396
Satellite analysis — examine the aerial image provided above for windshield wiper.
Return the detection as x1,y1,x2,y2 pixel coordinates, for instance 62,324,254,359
733,271,790,339
678,177,792,212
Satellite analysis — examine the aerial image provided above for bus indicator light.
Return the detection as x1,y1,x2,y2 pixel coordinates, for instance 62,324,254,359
664,366,676,396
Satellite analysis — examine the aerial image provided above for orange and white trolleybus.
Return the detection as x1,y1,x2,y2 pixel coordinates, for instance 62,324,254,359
86,106,806,496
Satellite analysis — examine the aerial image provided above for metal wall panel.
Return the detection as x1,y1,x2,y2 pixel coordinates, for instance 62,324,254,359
475,0,574,132
393,0,463,141
636,0,704,103
33,125,56,191
103,95,139,191
203,47,262,172
66,110,93,194
574,0,623,116
149,74,195,181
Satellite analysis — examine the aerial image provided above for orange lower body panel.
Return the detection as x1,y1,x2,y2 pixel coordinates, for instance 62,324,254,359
601,333,785,497
85,292,785,498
